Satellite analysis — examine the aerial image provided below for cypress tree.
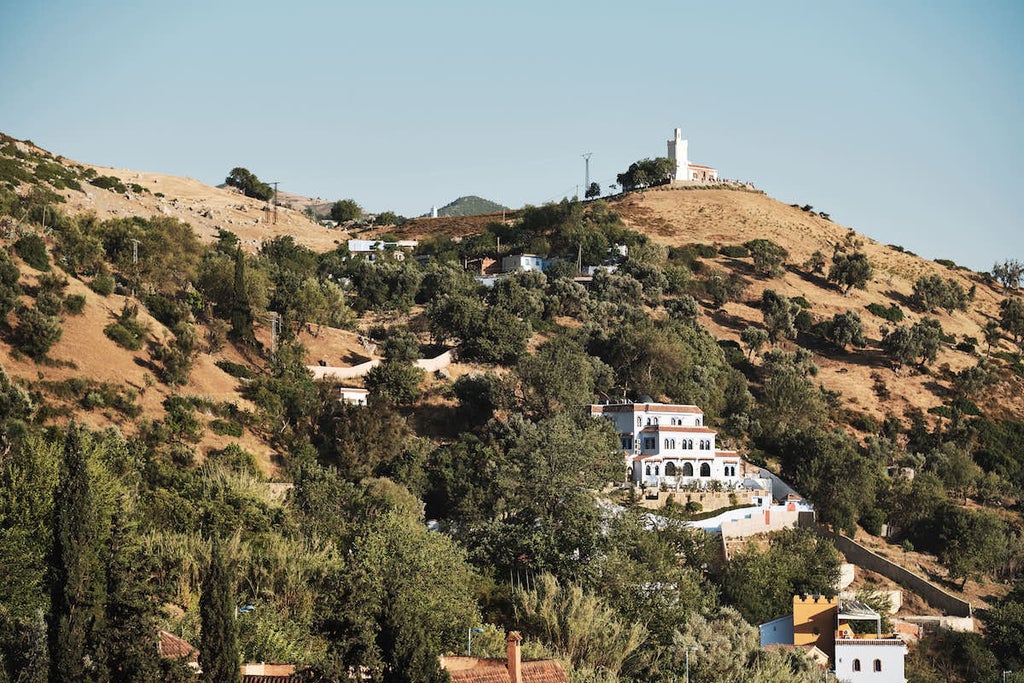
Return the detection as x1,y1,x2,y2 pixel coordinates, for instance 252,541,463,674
105,500,159,683
199,540,240,683
50,423,108,683
229,248,255,345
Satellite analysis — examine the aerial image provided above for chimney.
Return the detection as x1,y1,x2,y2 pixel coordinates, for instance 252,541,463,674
506,632,523,683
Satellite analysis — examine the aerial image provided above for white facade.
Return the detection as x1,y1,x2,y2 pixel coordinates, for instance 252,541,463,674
501,254,545,273
589,401,765,493
834,641,907,683
338,387,369,406
668,128,691,181
348,239,419,262
667,127,719,182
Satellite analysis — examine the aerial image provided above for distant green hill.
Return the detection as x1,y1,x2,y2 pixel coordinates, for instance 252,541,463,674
435,195,509,217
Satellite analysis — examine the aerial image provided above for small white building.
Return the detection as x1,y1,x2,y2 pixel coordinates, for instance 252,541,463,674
348,239,419,262
588,400,770,495
759,597,907,683
338,387,369,406
501,254,547,273
667,127,719,183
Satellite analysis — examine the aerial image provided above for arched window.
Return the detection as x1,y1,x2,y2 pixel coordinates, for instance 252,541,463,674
654,465,660,475
670,439,676,448
700,463,711,477
637,417,642,426
664,439,670,449
873,660,882,672
686,439,693,449
645,465,651,475
653,417,659,425
665,462,677,476
696,417,701,426
683,462,694,476
852,660,861,672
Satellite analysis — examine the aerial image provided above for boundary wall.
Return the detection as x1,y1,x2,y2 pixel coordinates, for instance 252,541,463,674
813,527,972,618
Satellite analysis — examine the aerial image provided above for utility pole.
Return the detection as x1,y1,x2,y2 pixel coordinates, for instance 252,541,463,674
130,238,140,297
270,312,281,355
582,152,592,193
271,182,280,224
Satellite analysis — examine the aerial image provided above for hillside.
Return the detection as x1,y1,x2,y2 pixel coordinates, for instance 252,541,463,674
4,134,1023,449
3,134,1023,682
433,195,509,217
610,186,1023,424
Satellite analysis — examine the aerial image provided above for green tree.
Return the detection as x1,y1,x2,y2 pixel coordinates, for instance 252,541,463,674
744,239,788,278
585,182,601,199
225,167,273,201
825,310,866,350
740,326,769,359
993,259,1024,289
982,596,1024,670
105,500,160,683
761,290,798,342
344,511,479,683
517,335,612,414
365,361,424,406
50,424,108,683
315,401,419,482
911,274,968,314
199,539,240,683
330,199,362,223
803,250,826,275
616,158,675,191
229,248,256,345
0,364,34,455
0,248,21,320
13,305,61,359
828,251,872,293
1000,298,1024,348
722,528,840,625
933,503,1006,588
373,211,404,226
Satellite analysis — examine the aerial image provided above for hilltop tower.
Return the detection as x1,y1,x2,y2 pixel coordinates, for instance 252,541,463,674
667,127,690,181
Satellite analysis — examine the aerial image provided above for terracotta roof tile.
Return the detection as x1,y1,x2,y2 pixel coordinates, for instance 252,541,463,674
157,630,198,663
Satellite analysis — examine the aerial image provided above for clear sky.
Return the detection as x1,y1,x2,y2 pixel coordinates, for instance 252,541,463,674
1,0,1021,270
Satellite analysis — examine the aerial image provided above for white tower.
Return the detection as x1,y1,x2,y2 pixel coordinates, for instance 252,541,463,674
667,127,690,181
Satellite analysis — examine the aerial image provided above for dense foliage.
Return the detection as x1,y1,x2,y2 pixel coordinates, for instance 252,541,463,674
0,162,1022,683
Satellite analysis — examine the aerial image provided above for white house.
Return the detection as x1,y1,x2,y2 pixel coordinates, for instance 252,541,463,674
338,387,369,406
501,254,550,273
588,400,770,495
348,239,419,262
667,127,719,183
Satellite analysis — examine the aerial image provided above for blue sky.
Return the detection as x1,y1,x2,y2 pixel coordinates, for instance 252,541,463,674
1,0,1021,270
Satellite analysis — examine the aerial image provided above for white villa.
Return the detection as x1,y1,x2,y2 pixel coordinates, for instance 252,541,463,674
588,400,769,496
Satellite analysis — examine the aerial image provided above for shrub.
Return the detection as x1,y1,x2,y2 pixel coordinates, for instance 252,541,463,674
719,245,749,258
104,303,149,350
35,291,63,317
215,360,255,380
89,175,127,193
206,443,260,478
210,418,243,437
90,273,115,296
13,305,62,358
866,302,904,323
14,233,50,271
694,244,718,258
63,294,86,315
